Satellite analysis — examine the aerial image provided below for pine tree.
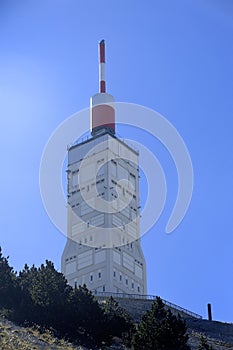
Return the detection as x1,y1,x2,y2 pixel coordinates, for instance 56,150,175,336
0,247,18,310
103,296,134,345
65,284,106,346
132,297,190,350
17,260,71,330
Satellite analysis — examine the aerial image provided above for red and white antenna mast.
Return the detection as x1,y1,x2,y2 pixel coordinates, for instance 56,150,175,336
99,40,106,93
90,40,115,135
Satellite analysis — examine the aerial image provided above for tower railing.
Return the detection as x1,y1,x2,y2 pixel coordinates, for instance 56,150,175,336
94,291,202,319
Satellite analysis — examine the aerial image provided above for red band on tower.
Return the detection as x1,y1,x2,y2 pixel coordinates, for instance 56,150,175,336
91,40,115,135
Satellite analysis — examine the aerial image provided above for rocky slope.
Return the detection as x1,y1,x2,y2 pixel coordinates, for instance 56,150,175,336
0,317,85,350
1,315,233,349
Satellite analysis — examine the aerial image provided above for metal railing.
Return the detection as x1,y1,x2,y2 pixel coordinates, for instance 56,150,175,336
94,291,202,319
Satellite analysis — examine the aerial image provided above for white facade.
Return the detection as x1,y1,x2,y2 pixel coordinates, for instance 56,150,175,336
61,131,147,294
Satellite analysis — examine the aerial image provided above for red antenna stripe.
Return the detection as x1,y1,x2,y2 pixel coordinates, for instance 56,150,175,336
100,81,106,93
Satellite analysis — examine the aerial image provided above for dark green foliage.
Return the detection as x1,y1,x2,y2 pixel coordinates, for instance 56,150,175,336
198,335,213,350
103,296,134,345
15,262,108,346
0,247,192,348
131,297,190,350
65,284,106,346
16,260,72,329
0,247,19,310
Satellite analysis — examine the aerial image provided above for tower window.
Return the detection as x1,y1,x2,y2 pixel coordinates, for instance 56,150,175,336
98,271,102,279
126,279,128,285
113,271,116,278
103,285,105,292
132,282,134,289
90,274,93,282
138,286,140,293
119,274,122,282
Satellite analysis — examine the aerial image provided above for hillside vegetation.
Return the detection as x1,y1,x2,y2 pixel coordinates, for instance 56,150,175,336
0,247,231,349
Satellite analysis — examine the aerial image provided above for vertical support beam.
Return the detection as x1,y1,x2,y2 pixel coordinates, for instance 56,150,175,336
207,303,212,321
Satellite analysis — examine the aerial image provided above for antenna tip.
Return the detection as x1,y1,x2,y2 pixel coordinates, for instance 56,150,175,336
99,39,105,45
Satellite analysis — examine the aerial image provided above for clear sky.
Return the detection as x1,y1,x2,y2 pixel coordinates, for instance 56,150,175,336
0,0,233,322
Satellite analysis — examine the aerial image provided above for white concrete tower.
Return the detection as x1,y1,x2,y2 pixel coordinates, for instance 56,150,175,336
61,41,147,295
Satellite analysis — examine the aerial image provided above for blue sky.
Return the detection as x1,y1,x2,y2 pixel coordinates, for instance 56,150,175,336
0,0,233,322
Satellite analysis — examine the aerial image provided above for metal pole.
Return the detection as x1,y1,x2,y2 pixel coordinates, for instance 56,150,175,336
207,303,212,321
